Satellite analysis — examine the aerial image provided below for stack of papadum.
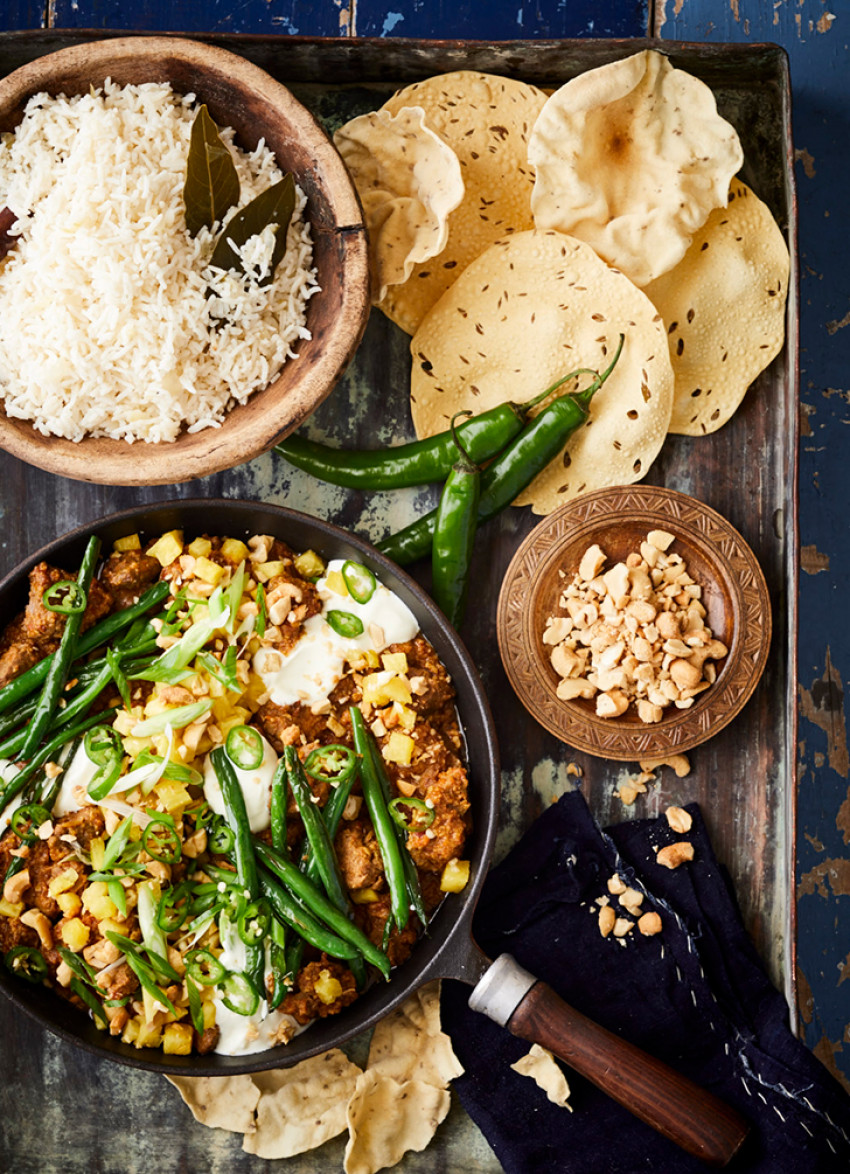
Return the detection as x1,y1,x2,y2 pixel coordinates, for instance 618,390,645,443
334,50,790,514
167,980,566,1170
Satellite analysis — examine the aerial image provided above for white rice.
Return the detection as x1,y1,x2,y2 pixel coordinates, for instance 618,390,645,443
0,80,320,443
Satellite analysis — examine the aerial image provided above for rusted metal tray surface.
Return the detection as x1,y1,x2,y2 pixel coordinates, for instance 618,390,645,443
0,33,797,1174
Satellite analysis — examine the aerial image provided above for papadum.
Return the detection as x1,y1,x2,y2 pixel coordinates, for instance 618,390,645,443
333,106,464,303
643,179,790,435
529,50,743,287
378,71,548,334
410,229,674,514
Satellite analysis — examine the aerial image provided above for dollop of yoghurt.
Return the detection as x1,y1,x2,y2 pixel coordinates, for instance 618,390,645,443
252,559,419,712
202,732,278,834
211,916,301,1056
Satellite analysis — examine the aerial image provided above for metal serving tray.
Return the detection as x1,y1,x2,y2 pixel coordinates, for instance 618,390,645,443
0,32,797,1174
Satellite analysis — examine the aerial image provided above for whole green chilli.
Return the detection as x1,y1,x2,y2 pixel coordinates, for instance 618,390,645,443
378,336,625,566
274,366,594,491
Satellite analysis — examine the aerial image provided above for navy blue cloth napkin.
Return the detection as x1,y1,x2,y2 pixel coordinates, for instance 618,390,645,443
442,790,850,1173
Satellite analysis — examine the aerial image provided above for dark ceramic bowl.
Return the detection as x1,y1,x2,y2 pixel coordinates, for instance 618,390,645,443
0,499,499,1074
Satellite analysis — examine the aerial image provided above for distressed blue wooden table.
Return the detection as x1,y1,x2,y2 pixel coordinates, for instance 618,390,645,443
0,2,847,1171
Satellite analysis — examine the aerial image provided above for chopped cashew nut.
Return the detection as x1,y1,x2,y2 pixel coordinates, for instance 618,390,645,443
638,911,663,936
545,536,728,722
664,806,693,834
656,841,695,869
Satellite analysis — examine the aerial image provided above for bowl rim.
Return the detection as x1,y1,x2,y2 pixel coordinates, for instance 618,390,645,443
0,498,501,1074
0,36,370,486
496,484,773,761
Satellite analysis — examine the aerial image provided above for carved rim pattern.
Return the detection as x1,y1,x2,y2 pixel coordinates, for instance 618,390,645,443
496,486,773,761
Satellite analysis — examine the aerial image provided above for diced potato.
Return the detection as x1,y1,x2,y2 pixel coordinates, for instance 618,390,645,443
113,533,141,553
221,538,249,564
122,1018,141,1046
324,569,348,597
382,652,408,675
393,702,417,733
154,779,191,813
346,650,380,671
194,556,225,587
89,837,106,871
187,537,212,558
383,677,412,705
0,899,23,919
383,731,415,766
440,859,470,893
294,549,325,581
82,882,118,922
48,867,80,898
99,917,130,939
60,917,90,952
134,1021,163,1049
362,671,394,707
314,969,343,1006
202,1000,217,1030
351,887,380,905
147,531,184,567
162,1022,194,1055
255,560,286,583
56,892,82,918
114,707,144,736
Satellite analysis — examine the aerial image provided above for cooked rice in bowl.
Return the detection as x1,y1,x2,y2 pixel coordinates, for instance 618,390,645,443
0,80,320,444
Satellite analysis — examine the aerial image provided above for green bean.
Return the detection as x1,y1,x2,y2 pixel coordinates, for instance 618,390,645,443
268,917,289,1007
361,725,428,929
301,765,359,883
19,537,101,760
285,746,366,988
257,868,361,963
0,695,39,743
38,736,82,812
255,840,391,980
270,757,287,855
349,706,409,934
0,579,170,717
0,707,118,814
0,643,156,761
211,747,264,996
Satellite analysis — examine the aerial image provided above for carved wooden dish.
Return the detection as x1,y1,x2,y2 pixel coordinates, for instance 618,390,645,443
497,485,772,760
0,37,370,485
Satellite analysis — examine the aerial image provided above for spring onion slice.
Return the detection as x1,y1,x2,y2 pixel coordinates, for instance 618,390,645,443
131,699,212,738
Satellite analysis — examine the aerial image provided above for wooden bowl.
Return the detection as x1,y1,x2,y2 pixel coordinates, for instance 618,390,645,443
0,37,370,485
497,485,772,760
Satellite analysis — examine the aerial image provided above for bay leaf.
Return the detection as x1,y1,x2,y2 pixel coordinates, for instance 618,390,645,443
184,104,240,237
209,172,296,285
0,206,18,263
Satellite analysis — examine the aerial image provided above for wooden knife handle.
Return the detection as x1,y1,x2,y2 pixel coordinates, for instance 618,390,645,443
509,980,749,1168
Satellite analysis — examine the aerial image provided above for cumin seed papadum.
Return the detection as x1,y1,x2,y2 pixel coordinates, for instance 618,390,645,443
409,229,674,515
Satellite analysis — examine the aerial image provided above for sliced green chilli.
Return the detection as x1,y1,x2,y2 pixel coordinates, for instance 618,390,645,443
42,580,87,616
326,610,364,639
303,744,356,785
388,795,435,833
185,949,227,987
10,804,51,839
142,820,182,864
225,724,264,771
237,899,271,946
220,971,260,1016
342,561,377,604
4,945,48,983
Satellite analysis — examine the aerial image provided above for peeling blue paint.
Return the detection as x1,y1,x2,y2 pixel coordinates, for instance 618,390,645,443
381,10,405,34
